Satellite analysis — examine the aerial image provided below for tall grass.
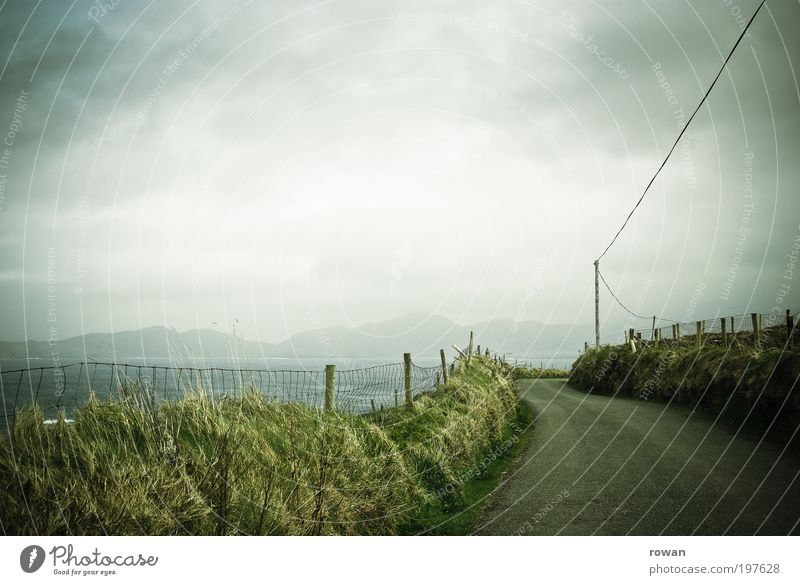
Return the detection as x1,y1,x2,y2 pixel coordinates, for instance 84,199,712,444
570,343,800,442
0,357,519,535
509,366,570,380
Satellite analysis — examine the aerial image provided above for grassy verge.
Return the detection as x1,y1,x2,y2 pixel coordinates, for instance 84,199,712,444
0,356,525,535
570,343,800,444
399,399,534,535
509,366,570,380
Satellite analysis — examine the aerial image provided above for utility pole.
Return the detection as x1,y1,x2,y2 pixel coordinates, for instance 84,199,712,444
594,259,600,349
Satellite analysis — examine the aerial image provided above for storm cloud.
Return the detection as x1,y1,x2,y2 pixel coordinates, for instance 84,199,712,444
0,0,797,344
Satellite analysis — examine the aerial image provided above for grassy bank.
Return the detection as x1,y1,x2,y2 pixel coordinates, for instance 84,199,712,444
571,343,800,441
510,366,570,380
0,357,527,535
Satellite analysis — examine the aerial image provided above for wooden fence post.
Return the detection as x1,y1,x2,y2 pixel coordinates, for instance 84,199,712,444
324,364,336,411
636,332,642,351
584,341,589,352
440,349,448,385
477,344,481,356
628,329,635,352
786,309,794,345
654,328,660,348
672,324,677,340
696,321,703,348
404,352,413,408
721,317,727,347
467,331,474,366
676,323,681,339
751,313,760,345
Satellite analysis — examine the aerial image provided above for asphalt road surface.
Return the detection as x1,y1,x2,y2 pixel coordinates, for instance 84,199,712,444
475,379,800,535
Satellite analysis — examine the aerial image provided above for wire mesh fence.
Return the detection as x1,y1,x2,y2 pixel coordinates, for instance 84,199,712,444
336,363,405,413
585,310,797,351
0,358,450,430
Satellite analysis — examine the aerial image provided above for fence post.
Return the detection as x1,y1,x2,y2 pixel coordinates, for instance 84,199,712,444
676,323,681,338
654,328,660,348
751,313,760,345
324,364,336,411
672,324,677,340
721,317,728,347
696,321,703,348
440,349,448,385
404,353,413,408
477,344,481,356
628,329,635,352
786,309,794,345
636,332,642,351
468,331,474,367
584,341,589,352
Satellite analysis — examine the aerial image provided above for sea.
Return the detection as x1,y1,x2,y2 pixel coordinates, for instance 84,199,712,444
0,354,576,428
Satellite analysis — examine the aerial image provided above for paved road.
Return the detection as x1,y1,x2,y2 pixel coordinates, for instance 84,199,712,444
475,379,800,535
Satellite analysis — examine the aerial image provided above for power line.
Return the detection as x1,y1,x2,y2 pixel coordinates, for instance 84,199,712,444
596,0,766,261
598,269,680,323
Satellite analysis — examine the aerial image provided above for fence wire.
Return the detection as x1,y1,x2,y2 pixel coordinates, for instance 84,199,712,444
336,363,404,414
586,311,797,350
0,359,450,429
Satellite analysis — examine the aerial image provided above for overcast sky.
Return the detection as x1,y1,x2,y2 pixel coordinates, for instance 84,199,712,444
0,0,797,343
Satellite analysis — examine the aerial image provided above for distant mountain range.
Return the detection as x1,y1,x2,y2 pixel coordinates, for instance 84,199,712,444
0,313,596,360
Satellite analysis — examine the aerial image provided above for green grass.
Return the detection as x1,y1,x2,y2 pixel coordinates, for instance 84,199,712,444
399,400,534,535
0,356,526,535
510,366,570,380
570,342,800,444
